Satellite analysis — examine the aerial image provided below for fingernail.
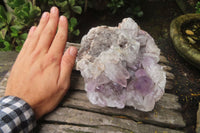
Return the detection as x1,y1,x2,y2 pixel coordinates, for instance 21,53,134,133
29,26,36,33
42,12,49,18
51,6,57,13
28,26,36,37
60,16,66,22
69,47,77,56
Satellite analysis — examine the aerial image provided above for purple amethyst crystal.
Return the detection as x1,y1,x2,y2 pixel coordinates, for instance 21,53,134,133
76,18,166,111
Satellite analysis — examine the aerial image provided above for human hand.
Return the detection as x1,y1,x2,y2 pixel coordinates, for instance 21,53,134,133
4,7,77,119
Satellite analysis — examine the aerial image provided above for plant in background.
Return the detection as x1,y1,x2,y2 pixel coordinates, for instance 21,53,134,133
47,0,82,37
196,1,200,13
82,0,144,17
107,0,124,14
0,0,145,51
124,0,144,18
0,5,13,51
126,5,143,17
0,0,41,51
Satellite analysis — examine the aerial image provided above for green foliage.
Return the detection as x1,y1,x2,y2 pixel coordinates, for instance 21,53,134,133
7,0,41,26
69,17,80,36
81,0,144,17
1,0,82,51
126,5,143,17
107,0,124,14
123,0,144,18
196,1,200,13
0,0,41,51
0,0,145,51
0,5,13,51
47,0,82,37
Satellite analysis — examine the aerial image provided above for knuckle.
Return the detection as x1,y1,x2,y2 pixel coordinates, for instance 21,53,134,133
45,29,54,38
56,33,66,41
31,49,42,59
38,63,45,73
47,54,59,64
58,81,70,91
63,57,74,67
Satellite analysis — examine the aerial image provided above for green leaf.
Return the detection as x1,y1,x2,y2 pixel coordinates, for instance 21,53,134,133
14,2,30,21
29,1,33,11
70,17,78,28
48,0,55,6
10,25,24,31
0,5,7,22
29,6,41,19
11,32,18,38
137,11,143,17
10,26,19,37
6,12,13,24
55,1,68,8
7,0,26,9
0,23,6,29
0,41,11,51
73,29,80,36
0,38,3,43
14,8,29,20
4,41,11,51
15,45,22,52
72,6,82,14
69,0,75,7
19,33,28,40
16,38,24,45
0,27,8,39
63,11,71,18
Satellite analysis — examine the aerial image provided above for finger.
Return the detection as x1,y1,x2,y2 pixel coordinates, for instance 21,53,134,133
16,26,37,60
35,7,59,53
48,16,68,57
58,47,77,89
20,26,37,52
27,12,50,52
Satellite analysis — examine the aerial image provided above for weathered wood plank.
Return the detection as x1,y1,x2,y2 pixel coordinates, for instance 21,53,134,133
66,42,80,50
43,107,184,133
162,65,173,71
166,80,174,90
159,55,170,64
0,70,184,129
0,51,18,81
62,91,185,128
39,123,184,133
166,71,175,80
156,93,181,111
44,107,137,132
0,71,181,126
0,72,9,97
39,124,133,133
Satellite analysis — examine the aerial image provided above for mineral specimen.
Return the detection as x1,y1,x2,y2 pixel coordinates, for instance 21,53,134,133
76,18,166,112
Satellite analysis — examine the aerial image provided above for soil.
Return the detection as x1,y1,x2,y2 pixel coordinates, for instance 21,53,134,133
71,1,200,133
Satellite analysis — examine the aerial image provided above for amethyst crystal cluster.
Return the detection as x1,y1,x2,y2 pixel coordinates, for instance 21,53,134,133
76,18,166,111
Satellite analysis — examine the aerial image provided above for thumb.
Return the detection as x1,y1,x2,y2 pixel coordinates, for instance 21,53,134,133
58,46,77,88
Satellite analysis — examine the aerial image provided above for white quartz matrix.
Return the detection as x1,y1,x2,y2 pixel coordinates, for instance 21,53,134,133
76,18,166,112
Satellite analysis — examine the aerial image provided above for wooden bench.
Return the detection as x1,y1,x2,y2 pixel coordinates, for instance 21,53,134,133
0,43,186,133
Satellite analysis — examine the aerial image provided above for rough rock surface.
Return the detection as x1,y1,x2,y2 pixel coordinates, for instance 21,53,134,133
76,18,166,112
